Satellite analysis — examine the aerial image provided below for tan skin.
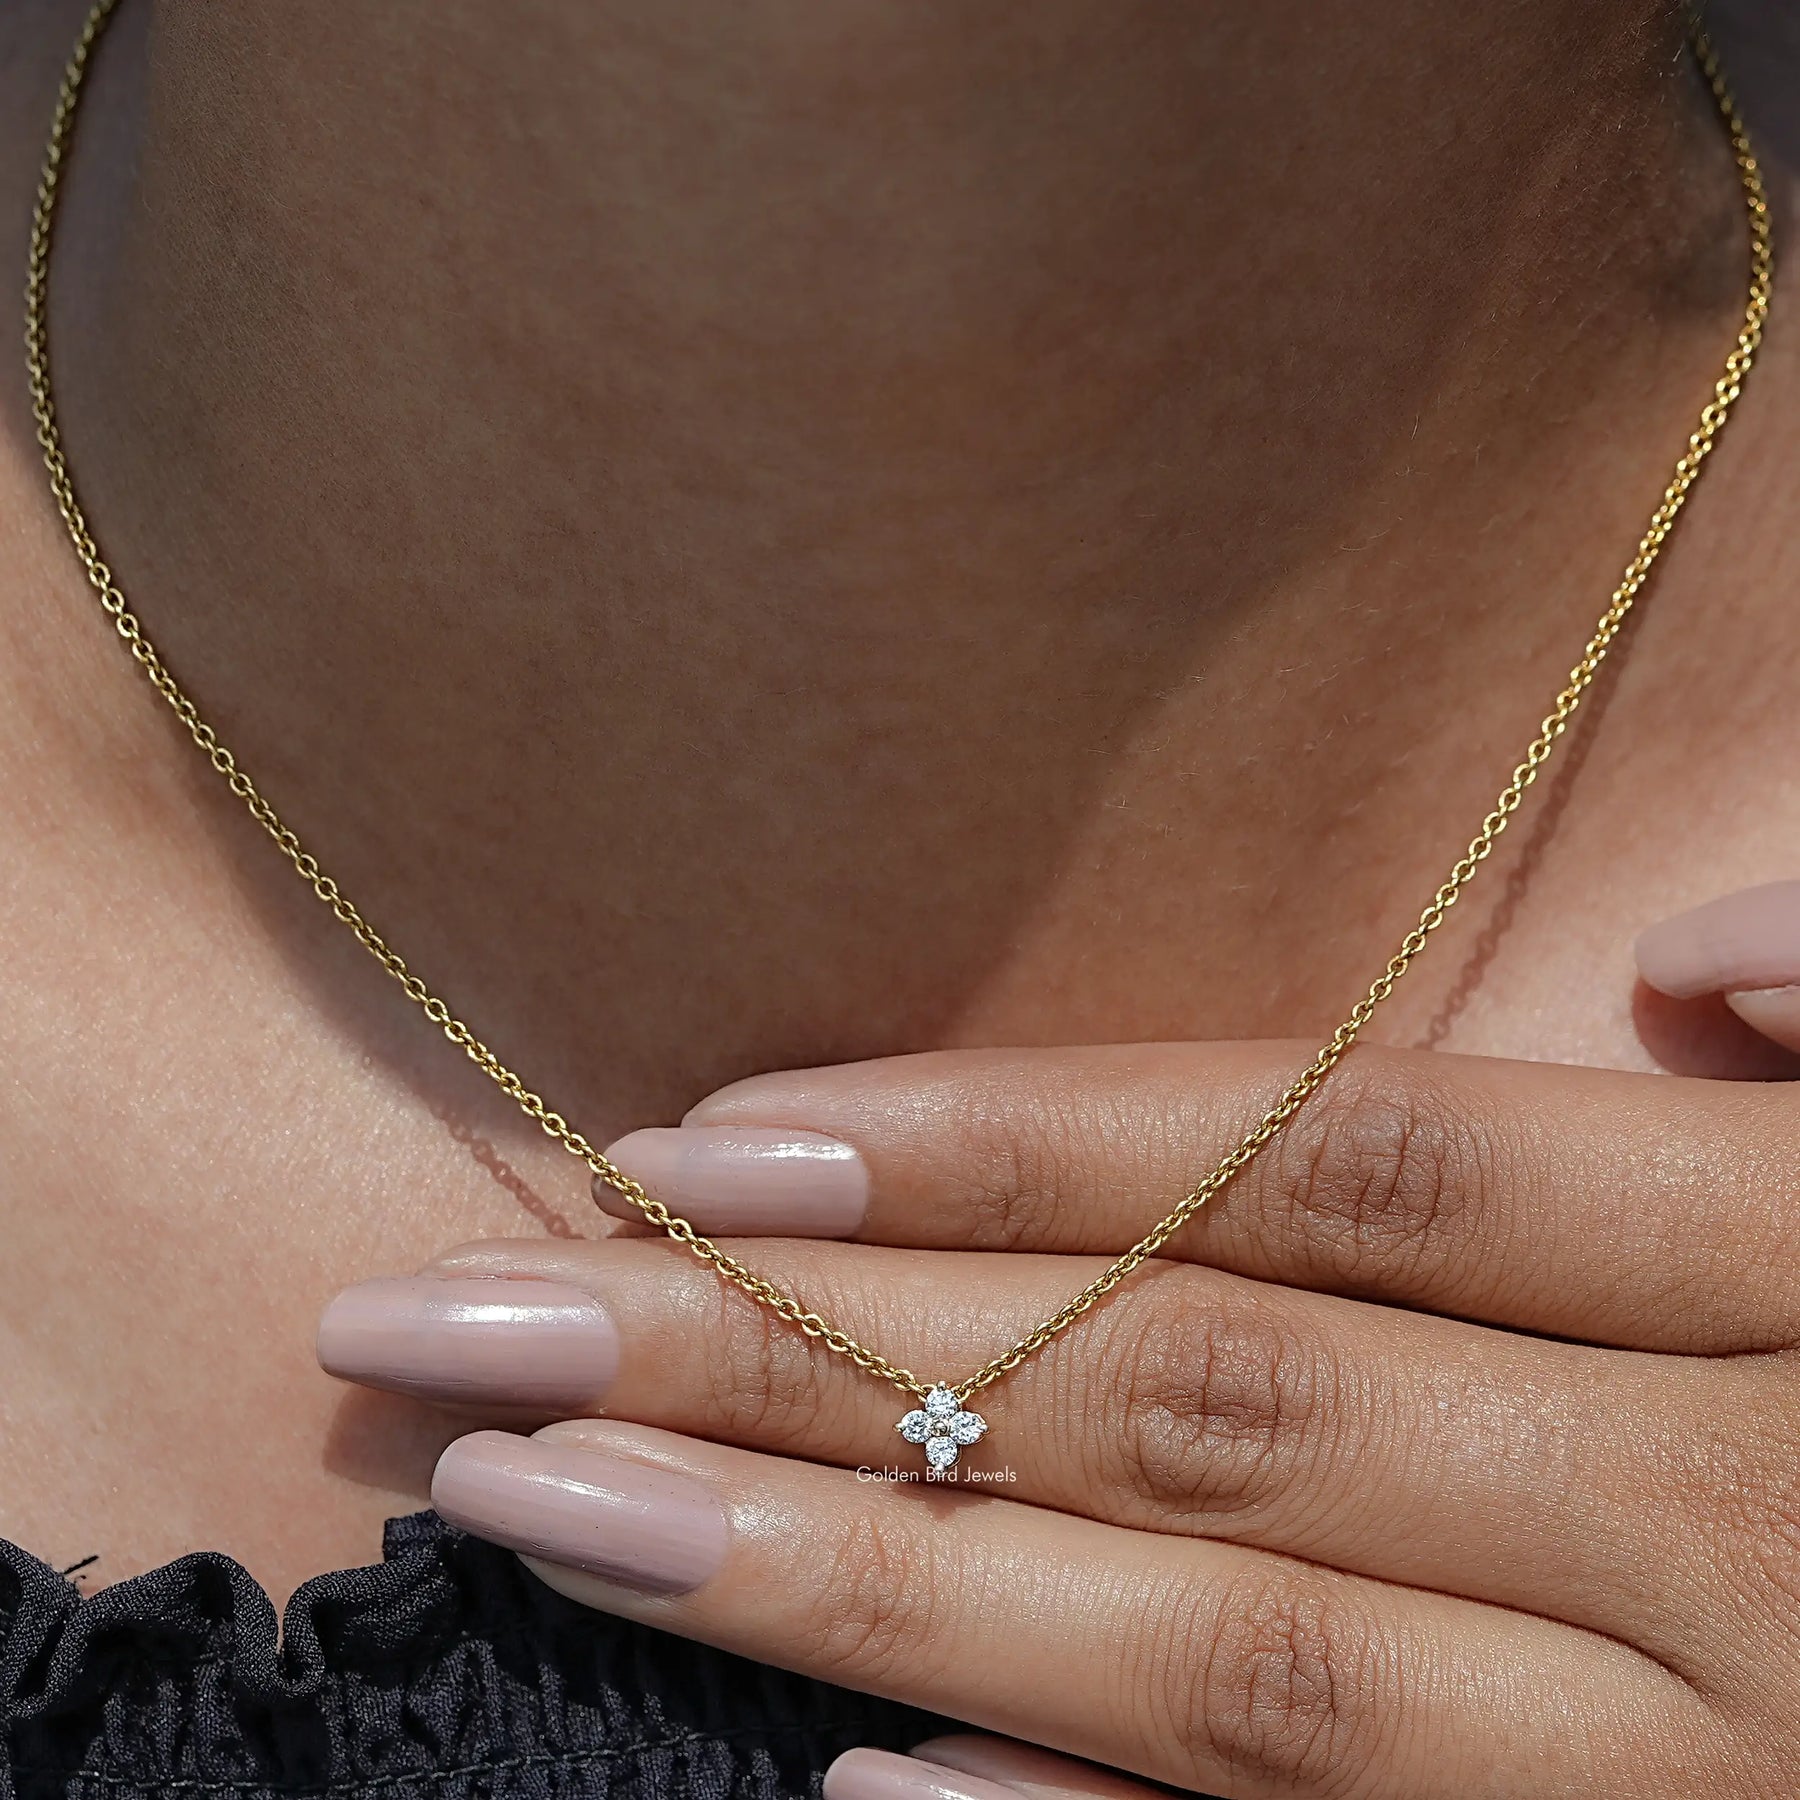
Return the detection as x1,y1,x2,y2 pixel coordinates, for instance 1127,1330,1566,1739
2,0,1800,1789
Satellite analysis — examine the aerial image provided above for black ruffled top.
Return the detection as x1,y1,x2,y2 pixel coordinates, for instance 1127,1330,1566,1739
0,1513,947,1799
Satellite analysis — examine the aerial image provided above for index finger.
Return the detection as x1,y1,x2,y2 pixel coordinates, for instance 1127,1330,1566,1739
599,1042,1800,1353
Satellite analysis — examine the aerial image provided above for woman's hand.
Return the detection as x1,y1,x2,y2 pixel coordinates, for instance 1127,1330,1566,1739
315,894,1800,1800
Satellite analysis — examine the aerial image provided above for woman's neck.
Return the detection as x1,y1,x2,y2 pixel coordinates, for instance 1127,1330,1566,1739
3,0,1798,1597
6,0,1790,1123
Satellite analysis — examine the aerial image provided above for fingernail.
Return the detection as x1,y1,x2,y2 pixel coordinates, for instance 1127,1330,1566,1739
317,1277,619,1411
826,1750,1026,1800
907,1737,1125,1800
431,1430,727,1593
1636,881,1800,998
1724,985,1800,1044
598,1127,868,1236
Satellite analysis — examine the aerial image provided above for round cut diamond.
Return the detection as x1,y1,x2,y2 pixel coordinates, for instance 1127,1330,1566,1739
924,1435,960,1470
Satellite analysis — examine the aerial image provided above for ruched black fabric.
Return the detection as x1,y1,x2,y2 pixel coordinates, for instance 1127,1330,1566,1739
0,1513,950,1799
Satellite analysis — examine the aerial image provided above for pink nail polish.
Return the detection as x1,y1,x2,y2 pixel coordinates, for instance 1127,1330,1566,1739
432,1430,727,1593
1636,881,1800,998
1724,985,1800,1044
906,1737,1136,1800
317,1277,619,1411
598,1127,868,1236
826,1750,1025,1800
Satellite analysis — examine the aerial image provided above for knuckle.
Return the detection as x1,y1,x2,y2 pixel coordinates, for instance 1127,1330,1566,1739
1262,1056,1499,1290
695,1275,830,1447
793,1508,948,1687
1174,1568,1389,1797
1103,1280,1334,1525
946,1073,1122,1252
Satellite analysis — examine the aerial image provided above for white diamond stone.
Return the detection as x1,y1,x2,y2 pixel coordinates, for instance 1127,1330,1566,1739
924,1435,960,1470
948,1410,987,1446
896,1385,988,1474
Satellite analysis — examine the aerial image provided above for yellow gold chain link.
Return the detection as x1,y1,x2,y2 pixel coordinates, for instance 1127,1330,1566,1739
25,0,1774,1404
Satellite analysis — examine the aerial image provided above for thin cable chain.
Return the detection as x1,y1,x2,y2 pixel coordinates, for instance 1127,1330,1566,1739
25,0,1774,1404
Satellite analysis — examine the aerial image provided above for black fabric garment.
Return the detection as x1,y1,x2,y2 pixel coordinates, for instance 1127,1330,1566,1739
0,1512,950,1800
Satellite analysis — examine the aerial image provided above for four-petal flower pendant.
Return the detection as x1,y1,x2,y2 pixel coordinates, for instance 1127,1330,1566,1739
897,1384,987,1474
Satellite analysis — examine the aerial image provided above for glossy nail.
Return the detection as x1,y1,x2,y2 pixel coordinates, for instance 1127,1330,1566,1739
317,1276,619,1411
1636,881,1800,998
432,1430,727,1593
598,1126,868,1235
908,1737,1148,1800
825,1750,1026,1800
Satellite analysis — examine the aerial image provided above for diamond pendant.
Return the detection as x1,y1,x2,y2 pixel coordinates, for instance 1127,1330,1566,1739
896,1384,987,1474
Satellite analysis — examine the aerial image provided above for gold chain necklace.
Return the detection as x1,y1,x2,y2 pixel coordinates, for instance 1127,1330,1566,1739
26,0,1774,1473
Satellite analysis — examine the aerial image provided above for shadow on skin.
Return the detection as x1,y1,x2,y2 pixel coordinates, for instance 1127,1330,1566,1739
1412,622,1636,1054
1632,980,1800,1080
319,1386,465,1502
0,0,1560,1174
430,1101,585,1239
321,1378,613,1498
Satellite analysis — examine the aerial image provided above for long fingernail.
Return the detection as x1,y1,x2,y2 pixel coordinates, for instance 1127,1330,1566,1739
317,1277,619,1411
907,1737,1123,1800
597,1127,868,1236
826,1750,1026,1800
432,1430,727,1593
1636,881,1800,998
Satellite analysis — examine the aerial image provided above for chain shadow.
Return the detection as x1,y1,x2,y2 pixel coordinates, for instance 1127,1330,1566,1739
1412,625,1636,1052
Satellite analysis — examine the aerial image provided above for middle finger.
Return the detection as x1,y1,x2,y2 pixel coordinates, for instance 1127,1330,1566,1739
322,1236,1739,1675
